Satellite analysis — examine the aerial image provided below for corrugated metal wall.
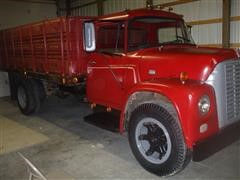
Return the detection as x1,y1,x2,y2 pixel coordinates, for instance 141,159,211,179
71,3,98,16
231,0,240,46
71,0,98,16
59,0,239,48
103,0,146,14
0,0,57,29
0,0,57,97
170,0,222,46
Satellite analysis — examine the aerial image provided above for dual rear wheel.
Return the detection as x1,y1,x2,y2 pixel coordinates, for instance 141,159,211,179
16,79,46,115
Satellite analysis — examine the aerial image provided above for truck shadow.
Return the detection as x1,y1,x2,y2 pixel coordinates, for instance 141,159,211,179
35,95,137,163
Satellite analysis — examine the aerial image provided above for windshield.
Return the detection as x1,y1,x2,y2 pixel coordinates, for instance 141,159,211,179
128,17,195,52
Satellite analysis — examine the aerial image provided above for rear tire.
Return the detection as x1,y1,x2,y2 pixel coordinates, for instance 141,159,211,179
30,79,46,112
128,103,191,177
16,81,36,115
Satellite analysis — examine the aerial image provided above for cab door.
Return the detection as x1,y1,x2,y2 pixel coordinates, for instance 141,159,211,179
86,22,128,109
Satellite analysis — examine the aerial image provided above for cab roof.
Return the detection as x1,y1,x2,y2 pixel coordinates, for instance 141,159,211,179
97,8,183,21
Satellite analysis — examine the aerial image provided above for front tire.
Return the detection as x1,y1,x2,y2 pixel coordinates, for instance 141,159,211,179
128,103,191,177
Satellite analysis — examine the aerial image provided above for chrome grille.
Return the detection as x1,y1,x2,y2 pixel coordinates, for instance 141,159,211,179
206,59,240,129
225,62,240,121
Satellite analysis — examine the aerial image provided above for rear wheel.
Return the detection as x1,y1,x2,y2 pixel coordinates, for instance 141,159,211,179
17,81,36,115
31,79,46,112
128,103,191,177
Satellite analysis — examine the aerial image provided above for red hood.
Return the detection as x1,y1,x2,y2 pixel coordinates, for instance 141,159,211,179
130,45,238,81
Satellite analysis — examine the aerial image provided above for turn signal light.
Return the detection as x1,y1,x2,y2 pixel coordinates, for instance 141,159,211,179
90,103,96,109
73,77,78,83
62,78,66,84
106,107,112,112
180,72,188,83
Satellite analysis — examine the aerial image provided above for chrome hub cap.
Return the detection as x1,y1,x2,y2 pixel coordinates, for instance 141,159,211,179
135,117,171,164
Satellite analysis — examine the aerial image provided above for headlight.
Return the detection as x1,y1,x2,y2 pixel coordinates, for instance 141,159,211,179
198,95,210,115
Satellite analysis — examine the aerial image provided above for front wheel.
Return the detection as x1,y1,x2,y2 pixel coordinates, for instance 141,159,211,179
128,104,191,177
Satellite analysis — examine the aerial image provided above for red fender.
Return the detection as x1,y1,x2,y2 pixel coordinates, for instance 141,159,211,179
120,78,218,148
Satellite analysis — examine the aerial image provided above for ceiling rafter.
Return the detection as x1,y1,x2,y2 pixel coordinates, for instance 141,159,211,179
2,0,56,5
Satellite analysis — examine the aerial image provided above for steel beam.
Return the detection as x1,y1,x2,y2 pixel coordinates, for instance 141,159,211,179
222,0,231,48
97,0,104,16
65,0,71,16
4,0,56,5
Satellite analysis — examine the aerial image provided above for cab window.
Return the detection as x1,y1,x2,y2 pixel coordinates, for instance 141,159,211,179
97,22,124,54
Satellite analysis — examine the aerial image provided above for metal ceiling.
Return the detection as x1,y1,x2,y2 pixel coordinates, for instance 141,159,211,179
2,0,56,4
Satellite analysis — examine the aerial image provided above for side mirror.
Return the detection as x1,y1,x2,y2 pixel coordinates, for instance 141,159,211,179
83,22,96,52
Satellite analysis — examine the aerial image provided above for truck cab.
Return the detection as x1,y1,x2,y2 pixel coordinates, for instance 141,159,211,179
84,8,240,176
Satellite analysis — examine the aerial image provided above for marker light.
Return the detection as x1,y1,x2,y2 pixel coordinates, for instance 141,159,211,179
73,77,78,84
62,78,66,84
90,103,96,109
180,72,188,83
106,107,112,112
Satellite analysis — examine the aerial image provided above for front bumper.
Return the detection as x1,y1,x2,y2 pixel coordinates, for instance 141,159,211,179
192,120,240,161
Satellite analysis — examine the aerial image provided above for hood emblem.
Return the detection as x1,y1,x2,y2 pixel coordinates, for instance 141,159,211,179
148,69,156,75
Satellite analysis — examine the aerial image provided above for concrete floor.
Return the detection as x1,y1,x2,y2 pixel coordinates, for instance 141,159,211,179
0,96,239,180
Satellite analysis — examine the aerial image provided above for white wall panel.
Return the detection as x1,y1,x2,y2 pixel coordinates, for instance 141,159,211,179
70,0,97,16
192,23,222,44
153,0,171,4
230,21,240,44
172,0,222,45
173,0,222,22
231,0,240,16
153,0,222,21
72,4,98,16
0,0,56,29
103,0,146,14
0,0,57,97
231,0,239,45
231,0,239,47
71,0,95,7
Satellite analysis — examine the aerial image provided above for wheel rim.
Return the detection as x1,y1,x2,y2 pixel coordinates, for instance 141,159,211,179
17,86,27,109
135,117,172,164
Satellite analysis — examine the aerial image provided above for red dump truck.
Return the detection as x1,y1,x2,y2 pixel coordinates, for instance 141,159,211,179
0,8,240,176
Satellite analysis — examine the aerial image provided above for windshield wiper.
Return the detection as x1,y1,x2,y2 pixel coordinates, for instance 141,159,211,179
159,40,182,46
176,35,191,42
159,40,195,47
100,50,124,56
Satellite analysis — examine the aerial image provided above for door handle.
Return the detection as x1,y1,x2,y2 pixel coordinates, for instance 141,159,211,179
89,60,96,65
